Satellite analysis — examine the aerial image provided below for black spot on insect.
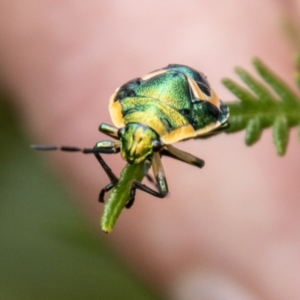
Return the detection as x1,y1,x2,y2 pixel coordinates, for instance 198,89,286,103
126,78,142,86
179,108,191,117
203,101,220,119
179,108,198,127
135,78,142,85
172,71,181,78
117,88,136,100
187,100,221,130
196,80,211,97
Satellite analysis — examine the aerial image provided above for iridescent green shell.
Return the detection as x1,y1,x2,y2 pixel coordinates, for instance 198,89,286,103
109,64,229,144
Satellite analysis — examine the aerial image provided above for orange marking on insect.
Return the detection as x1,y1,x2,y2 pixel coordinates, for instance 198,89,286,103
109,90,124,127
141,69,168,81
187,77,209,101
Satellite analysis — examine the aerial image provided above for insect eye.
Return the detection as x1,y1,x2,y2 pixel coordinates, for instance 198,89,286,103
117,127,125,138
152,140,161,151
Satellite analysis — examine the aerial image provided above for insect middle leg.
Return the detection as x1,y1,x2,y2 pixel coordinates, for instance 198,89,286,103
163,144,205,168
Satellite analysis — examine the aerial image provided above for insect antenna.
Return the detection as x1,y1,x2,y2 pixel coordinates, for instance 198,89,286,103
31,144,105,154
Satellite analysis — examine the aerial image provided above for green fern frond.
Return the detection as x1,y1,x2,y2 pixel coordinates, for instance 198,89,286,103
222,57,300,156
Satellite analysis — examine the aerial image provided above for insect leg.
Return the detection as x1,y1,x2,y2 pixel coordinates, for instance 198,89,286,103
99,123,119,139
92,140,120,181
145,173,160,190
125,196,135,209
151,151,168,196
127,181,168,208
99,182,115,203
162,144,205,168
144,164,159,189
93,141,122,201
126,153,168,208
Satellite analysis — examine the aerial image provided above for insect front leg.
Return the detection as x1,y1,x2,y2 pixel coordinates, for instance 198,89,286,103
99,182,115,203
99,123,119,139
126,153,168,209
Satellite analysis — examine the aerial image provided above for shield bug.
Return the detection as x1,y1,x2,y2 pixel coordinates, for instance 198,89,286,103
32,64,229,233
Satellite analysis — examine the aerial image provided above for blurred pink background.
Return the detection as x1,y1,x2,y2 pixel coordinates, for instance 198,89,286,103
1,1,300,299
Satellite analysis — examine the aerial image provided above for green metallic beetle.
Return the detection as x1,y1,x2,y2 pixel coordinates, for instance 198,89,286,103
33,64,229,233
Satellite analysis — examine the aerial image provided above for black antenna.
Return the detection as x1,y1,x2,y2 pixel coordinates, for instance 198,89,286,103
30,144,112,154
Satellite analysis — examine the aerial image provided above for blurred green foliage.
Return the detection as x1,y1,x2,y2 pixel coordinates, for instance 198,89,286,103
0,96,160,299
223,57,300,155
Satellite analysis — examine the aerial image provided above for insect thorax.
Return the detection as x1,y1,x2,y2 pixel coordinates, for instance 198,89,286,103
120,123,160,164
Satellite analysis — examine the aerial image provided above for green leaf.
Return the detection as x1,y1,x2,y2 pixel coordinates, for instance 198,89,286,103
223,57,300,155
235,67,276,103
253,58,299,105
245,117,262,145
101,162,149,233
273,116,289,156
222,78,257,105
